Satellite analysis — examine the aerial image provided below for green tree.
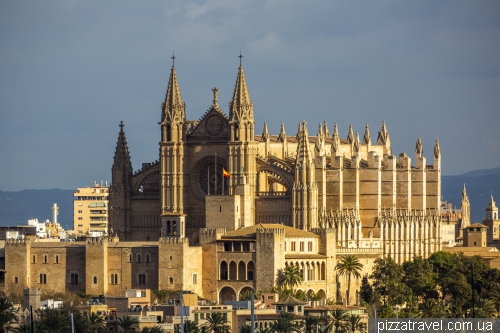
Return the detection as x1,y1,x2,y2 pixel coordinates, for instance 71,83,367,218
141,327,166,333
474,298,498,318
370,257,410,306
152,290,170,304
118,315,139,333
326,309,348,333
0,296,18,333
184,319,200,333
345,314,363,333
304,314,321,333
335,255,363,305
89,312,107,333
268,312,302,333
278,265,304,292
418,299,446,318
36,307,70,333
402,257,438,301
202,312,231,333
239,324,251,333
359,274,373,304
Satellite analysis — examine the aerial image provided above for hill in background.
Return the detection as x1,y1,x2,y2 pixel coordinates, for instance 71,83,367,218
0,189,74,230
442,167,500,223
0,167,498,230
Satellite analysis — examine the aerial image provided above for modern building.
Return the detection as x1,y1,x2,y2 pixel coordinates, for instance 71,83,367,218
73,183,109,236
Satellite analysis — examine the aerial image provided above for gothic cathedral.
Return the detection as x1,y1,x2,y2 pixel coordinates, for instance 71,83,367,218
109,62,442,263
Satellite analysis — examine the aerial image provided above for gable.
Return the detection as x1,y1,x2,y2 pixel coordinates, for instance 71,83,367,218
187,106,230,142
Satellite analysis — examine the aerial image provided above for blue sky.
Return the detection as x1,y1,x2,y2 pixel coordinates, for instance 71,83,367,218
1,0,499,191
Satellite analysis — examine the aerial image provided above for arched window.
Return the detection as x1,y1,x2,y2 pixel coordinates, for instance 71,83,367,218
39,274,47,284
146,254,150,263
71,273,79,284
55,255,59,264
93,276,98,284
138,274,146,285
137,254,142,263
247,261,255,280
220,261,228,280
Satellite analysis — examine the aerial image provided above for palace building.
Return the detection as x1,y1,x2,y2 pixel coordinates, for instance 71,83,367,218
4,62,443,304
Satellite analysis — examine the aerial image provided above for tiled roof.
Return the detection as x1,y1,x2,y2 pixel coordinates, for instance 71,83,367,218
221,224,319,239
273,295,308,306
110,242,158,248
285,254,327,260
31,242,84,248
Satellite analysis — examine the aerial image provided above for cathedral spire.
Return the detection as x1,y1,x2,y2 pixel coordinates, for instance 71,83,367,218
296,120,314,165
261,122,269,141
346,124,354,144
376,121,391,154
113,121,132,172
162,65,184,122
376,121,389,145
353,132,360,153
229,63,254,141
278,123,287,142
315,123,325,153
323,120,330,138
331,123,340,153
161,64,186,143
362,124,371,145
462,183,467,199
433,138,441,159
415,137,423,157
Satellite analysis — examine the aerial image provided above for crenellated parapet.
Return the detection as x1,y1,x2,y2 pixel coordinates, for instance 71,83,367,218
86,236,108,246
199,228,227,244
5,238,33,246
159,236,189,245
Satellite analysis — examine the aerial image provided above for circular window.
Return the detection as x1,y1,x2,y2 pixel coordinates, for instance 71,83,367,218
191,157,229,201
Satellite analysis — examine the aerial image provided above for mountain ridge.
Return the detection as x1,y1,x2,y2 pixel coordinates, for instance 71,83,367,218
1,167,498,230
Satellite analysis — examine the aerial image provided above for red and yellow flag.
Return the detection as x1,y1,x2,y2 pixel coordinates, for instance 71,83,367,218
223,168,231,178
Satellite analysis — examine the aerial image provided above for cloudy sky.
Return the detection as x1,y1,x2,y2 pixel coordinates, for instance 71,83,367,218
1,0,499,191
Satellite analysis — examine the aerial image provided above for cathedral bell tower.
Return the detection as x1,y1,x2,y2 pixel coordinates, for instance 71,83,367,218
228,58,257,224
159,60,186,237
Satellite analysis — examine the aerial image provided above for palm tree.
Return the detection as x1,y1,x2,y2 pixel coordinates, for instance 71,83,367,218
475,298,498,318
141,327,166,333
345,314,363,333
239,324,251,333
202,312,231,333
184,319,200,333
418,299,446,318
305,314,321,333
278,265,304,292
118,315,139,333
335,255,363,306
0,296,17,333
88,312,107,333
327,309,348,333
268,312,303,333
